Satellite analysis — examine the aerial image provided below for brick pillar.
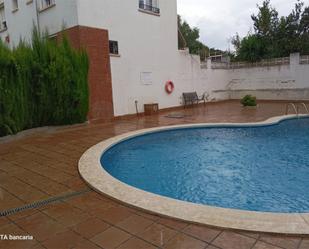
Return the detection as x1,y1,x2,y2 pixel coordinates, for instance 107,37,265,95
58,25,114,121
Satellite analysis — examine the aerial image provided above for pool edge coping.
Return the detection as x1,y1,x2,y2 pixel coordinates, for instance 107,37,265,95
79,114,309,235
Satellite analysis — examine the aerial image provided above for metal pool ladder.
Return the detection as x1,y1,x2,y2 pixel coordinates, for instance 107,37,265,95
285,102,309,115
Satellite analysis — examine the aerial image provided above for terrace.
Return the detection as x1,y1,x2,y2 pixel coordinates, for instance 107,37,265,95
1,100,309,249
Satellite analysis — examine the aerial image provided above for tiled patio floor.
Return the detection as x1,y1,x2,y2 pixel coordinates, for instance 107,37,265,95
1,100,309,249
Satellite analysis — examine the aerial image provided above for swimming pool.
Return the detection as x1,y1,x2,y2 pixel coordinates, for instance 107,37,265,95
101,117,309,213
79,115,309,234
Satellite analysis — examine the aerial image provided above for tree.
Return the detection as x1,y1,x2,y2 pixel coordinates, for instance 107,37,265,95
178,15,209,60
251,0,279,37
300,7,309,54
231,33,241,52
237,35,267,62
233,0,309,61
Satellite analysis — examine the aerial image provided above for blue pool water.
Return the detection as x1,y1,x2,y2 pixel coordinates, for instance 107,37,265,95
101,118,309,213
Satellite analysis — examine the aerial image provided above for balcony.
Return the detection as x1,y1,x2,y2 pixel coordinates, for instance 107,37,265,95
0,20,7,32
139,2,160,15
0,2,6,32
39,0,56,12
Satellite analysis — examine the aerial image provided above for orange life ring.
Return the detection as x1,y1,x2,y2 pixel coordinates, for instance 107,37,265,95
165,81,174,94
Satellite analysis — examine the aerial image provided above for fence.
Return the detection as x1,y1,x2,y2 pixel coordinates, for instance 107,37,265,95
203,56,292,70
229,57,290,69
300,55,309,64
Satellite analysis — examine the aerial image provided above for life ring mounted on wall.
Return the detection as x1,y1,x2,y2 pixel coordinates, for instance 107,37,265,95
165,81,174,94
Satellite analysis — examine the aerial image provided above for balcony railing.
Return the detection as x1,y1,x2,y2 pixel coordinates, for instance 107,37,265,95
139,2,160,14
40,0,55,11
0,20,7,32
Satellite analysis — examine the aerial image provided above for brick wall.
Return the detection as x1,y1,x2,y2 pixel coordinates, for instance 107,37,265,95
58,26,114,122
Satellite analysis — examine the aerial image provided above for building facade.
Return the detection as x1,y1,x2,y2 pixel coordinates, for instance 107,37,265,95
0,0,211,120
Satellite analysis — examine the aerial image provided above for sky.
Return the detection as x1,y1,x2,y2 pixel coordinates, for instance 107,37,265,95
177,0,309,51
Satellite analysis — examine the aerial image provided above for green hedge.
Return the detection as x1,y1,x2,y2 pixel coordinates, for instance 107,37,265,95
0,30,89,137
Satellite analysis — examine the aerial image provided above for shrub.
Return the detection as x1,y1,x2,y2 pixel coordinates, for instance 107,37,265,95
0,29,89,137
241,95,257,107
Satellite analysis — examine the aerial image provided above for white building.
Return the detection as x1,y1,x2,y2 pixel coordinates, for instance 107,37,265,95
1,0,308,121
0,0,212,121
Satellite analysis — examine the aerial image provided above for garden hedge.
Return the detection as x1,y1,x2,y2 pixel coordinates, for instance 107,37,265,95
0,29,89,137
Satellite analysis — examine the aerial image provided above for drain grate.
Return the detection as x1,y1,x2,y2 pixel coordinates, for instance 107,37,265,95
0,188,91,217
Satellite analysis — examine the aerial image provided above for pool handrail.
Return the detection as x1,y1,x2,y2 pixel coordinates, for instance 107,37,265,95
285,103,298,115
297,103,309,114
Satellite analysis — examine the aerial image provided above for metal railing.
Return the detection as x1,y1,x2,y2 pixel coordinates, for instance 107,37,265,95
297,103,309,114
300,55,309,64
285,103,298,115
0,20,7,32
211,62,229,69
286,102,309,115
40,0,55,11
139,2,160,14
203,57,291,70
230,57,290,69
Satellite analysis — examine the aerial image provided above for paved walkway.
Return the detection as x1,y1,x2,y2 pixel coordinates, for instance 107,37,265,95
0,100,309,249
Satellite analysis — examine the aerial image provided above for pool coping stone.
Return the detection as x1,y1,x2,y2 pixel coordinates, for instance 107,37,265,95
79,114,309,235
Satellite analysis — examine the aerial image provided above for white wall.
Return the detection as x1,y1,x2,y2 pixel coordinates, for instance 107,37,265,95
0,0,37,47
76,0,213,116
0,0,78,47
38,0,78,36
1,0,213,116
71,0,309,116
220,53,309,100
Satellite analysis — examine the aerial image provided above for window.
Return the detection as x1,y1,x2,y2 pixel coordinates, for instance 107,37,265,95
0,3,6,31
1,20,6,29
109,40,119,55
12,0,18,11
139,0,160,14
40,0,55,10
